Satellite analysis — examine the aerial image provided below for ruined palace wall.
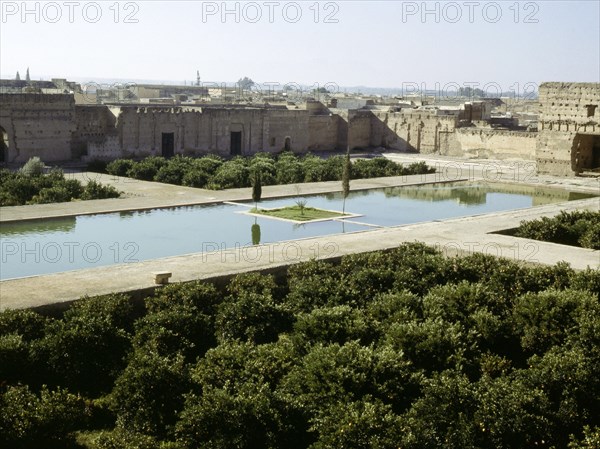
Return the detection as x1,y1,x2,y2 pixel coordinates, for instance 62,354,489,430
370,111,535,159
120,107,208,157
308,115,341,151
200,109,264,155
87,136,121,160
347,111,372,150
538,82,600,124
328,109,348,150
195,108,310,155
264,109,310,153
0,93,75,163
537,82,600,176
118,107,314,157
371,111,457,153
119,107,176,156
536,130,579,176
181,110,208,153
72,105,117,158
450,129,537,160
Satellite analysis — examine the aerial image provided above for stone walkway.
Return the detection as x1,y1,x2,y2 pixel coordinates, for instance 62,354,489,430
384,153,600,193
1,155,599,310
0,172,457,222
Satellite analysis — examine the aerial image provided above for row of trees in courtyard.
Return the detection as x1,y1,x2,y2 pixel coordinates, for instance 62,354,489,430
1,243,599,448
0,157,121,206
101,152,434,190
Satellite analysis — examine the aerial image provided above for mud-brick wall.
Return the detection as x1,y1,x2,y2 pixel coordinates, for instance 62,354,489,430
0,93,76,163
536,130,578,176
539,82,600,125
347,110,372,150
86,136,121,161
263,109,310,153
451,129,537,160
118,107,316,157
119,107,191,157
72,105,118,158
308,115,341,151
537,82,600,176
371,111,457,153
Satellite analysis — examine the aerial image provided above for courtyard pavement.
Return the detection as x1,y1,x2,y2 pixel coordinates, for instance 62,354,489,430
0,172,459,222
0,154,598,310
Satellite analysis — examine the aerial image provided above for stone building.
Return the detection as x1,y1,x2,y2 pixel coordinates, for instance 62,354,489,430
537,82,600,176
100,101,341,159
1,82,598,177
0,96,344,163
0,93,539,164
0,94,76,163
128,84,209,100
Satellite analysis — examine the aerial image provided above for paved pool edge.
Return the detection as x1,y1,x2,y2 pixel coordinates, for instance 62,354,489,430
1,197,598,311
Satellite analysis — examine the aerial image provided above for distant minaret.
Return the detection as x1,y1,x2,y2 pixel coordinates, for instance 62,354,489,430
16,71,20,80
25,67,30,81
196,70,201,86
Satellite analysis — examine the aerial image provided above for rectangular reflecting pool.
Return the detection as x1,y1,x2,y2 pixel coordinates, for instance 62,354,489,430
0,182,594,280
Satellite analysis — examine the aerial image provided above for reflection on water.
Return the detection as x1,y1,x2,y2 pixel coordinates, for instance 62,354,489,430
385,185,487,205
0,182,595,280
251,222,261,245
118,211,137,220
384,182,596,206
0,217,76,237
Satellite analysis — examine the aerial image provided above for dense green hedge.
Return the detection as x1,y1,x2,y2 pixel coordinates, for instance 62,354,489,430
514,210,600,249
0,168,120,206
104,153,435,190
1,243,599,448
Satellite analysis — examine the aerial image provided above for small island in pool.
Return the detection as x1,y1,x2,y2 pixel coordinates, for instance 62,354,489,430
249,205,349,222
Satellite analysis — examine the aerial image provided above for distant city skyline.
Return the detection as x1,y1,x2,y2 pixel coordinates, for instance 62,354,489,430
1,1,599,93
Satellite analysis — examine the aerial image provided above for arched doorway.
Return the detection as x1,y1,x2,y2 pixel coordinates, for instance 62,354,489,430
0,126,8,164
284,137,291,151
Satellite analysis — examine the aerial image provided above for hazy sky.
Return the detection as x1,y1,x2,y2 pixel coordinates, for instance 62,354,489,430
1,1,599,92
